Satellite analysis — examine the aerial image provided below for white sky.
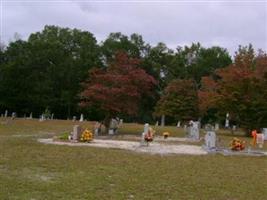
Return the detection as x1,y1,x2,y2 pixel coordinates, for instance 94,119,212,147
1,0,267,55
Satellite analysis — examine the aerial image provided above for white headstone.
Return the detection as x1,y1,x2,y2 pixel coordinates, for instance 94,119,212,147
119,119,123,127
39,114,45,122
184,125,187,132
4,110,8,118
225,113,229,128
177,121,181,128
161,115,165,127
110,118,119,134
11,112,16,120
256,133,264,148
205,131,216,149
29,112,32,119
94,122,100,136
72,116,76,121
108,129,114,135
51,113,54,120
141,123,149,145
262,128,267,140
79,114,84,122
215,123,219,131
189,121,199,140
232,125,236,131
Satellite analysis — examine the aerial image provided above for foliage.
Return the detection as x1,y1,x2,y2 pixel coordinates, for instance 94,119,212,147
80,52,156,128
155,79,199,122
58,132,70,140
199,45,267,132
0,25,101,117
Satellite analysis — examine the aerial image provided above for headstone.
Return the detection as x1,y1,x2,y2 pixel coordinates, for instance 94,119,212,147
189,121,199,140
155,121,159,126
29,112,32,119
11,112,16,120
72,125,82,141
161,115,165,127
39,114,45,122
256,134,264,148
109,118,119,134
183,125,187,132
72,116,76,121
4,110,8,118
79,114,84,122
215,123,219,131
232,125,236,131
51,113,54,120
141,123,149,146
205,131,216,149
177,121,181,128
262,128,267,140
94,122,101,136
225,113,229,128
108,129,114,135
119,119,123,127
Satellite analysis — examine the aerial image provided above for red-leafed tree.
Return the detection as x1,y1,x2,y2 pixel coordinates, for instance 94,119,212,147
80,52,156,131
198,45,267,133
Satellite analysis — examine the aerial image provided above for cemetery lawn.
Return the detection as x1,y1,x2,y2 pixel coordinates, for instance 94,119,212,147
0,119,266,200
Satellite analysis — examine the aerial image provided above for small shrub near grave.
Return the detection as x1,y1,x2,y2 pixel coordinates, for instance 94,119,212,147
58,132,69,140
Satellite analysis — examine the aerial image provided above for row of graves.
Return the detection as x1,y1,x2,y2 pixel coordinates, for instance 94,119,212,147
203,127,267,156
54,118,267,156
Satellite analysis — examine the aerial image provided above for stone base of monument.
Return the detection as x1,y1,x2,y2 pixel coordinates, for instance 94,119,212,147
220,149,266,156
202,146,267,157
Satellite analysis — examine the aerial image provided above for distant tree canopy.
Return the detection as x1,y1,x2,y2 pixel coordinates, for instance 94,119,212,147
0,25,101,117
1,25,266,132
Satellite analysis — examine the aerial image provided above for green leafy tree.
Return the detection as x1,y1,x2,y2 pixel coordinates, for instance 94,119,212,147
155,79,199,123
0,25,101,117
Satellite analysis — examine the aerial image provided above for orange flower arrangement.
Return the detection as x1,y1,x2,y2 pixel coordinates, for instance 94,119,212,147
230,137,245,151
162,132,170,139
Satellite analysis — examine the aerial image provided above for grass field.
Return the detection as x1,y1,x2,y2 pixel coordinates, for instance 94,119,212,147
0,119,266,200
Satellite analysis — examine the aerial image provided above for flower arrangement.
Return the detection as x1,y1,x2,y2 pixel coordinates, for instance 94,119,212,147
230,137,245,151
80,129,93,142
162,132,170,139
145,127,155,142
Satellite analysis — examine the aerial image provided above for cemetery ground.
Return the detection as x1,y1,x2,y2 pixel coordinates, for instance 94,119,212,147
0,119,267,200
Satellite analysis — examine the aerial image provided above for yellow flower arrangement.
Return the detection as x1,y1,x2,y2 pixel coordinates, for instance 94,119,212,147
162,132,170,139
80,129,93,142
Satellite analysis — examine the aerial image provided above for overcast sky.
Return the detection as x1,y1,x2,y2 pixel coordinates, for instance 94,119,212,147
1,1,267,55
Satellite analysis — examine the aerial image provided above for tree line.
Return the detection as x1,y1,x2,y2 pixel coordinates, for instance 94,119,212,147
0,25,266,132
